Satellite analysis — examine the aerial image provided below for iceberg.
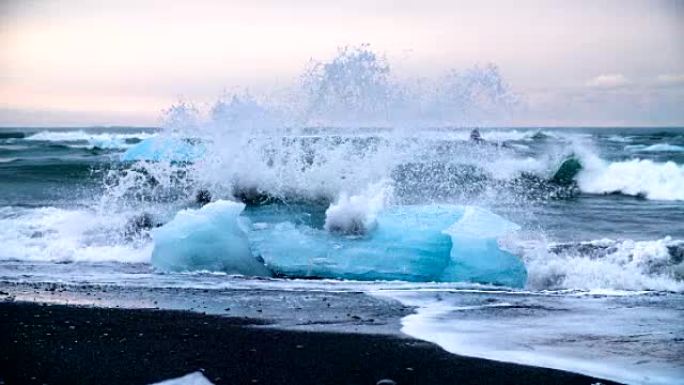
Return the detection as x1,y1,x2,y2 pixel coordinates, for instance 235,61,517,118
248,205,527,287
441,206,527,287
150,200,271,276
121,136,204,162
150,200,527,287
249,205,460,281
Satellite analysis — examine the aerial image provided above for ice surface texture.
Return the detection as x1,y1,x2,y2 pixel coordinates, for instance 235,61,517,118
150,201,271,276
151,200,526,287
121,137,205,162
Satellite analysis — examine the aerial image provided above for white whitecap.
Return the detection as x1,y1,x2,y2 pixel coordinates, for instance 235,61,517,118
0,206,152,263
25,130,156,150
625,143,684,152
576,158,684,201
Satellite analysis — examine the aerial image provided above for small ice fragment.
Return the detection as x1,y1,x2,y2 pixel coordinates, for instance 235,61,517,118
121,137,204,162
150,372,214,385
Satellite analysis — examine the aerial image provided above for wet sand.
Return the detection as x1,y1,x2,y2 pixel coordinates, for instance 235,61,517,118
0,301,619,385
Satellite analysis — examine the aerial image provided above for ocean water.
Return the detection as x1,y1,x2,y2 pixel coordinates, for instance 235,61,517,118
1,125,683,384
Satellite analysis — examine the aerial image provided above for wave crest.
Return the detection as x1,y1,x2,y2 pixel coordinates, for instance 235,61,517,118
524,237,684,292
576,158,684,201
25,130,155,150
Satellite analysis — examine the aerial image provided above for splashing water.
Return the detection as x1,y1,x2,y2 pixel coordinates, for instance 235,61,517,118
2,46,683,385
2,46,683,293
324,180,392,235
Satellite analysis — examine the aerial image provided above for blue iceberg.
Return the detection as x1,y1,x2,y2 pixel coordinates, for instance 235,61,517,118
441,206,527,287
249,205,460,281
150,200,271,276
248,205,527,287
121,136,205,162
150,200,527,287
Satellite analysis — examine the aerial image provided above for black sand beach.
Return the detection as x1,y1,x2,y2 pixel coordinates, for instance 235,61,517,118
0,301,619,385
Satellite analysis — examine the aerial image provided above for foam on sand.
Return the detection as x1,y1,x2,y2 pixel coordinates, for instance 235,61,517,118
373,290,684,385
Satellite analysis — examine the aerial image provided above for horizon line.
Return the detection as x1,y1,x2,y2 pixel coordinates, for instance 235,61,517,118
1,125,683,130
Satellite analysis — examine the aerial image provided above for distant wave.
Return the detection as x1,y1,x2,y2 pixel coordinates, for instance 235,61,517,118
625,143,684,153
437,129,555,142
0,144,30,151
25,130,156,150
606,135,632,143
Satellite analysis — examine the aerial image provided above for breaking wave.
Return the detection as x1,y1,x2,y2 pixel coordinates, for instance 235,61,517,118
524,237,684,292
0,206,151,263
3,202,682,292
576,158,684,201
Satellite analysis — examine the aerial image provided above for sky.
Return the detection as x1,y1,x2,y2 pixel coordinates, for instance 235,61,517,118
1,0,683,127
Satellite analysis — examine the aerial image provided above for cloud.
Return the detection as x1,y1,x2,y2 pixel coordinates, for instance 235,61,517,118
656,74,684,85
586,73,631,88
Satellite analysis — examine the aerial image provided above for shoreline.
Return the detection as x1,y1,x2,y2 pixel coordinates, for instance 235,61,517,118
1,301,620,385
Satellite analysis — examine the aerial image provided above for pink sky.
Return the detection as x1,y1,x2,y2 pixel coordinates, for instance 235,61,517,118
1,0,683,126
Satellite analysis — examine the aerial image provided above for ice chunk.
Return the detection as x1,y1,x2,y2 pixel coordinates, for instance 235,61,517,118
150,372,215,385
249,204,526,286
121,136,204,162
444,206,520,238
250,205,461,281
442,206,526,287
151,201,525,286
151,200,270,276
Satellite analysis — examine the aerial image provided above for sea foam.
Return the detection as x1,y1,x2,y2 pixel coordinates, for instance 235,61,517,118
524,237,684,292
576,158,684,201
324,181,391,235
0,206,151,263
